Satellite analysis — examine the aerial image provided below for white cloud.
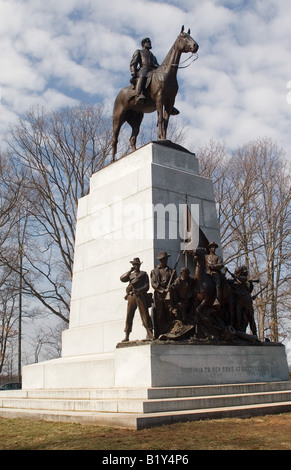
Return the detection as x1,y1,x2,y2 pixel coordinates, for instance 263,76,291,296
0,39,45,92
0,0,290,156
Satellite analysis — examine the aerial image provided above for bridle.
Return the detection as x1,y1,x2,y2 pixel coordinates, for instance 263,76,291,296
153,53,199,73
176,53,199,69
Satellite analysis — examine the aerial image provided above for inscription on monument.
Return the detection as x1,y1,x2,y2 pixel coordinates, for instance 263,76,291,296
190,364,270,375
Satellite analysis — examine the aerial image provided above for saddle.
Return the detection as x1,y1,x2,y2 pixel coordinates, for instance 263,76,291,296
129,75,152,91
128,75,180,115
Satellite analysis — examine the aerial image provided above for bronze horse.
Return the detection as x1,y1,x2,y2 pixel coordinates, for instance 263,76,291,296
111,26,199,161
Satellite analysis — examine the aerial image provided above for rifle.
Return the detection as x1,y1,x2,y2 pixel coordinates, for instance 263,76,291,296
165,251,183,300
225,267,259,285
225,267,265,300
167,251,183,288
125,271,148,299
251,284,268,300
225,267,240,282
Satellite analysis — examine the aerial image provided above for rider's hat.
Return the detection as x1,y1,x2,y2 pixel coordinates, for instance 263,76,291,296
141,37,151,46
130,257,142,265
157,251,170,260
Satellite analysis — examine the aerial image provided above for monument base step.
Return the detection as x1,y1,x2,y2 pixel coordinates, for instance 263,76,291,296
1,381,291,429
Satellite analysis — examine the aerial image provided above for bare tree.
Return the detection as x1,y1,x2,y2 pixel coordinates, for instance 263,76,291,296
25,323,63,363
0,151,24,375
0,266,19,375
6,104,113,323
0,152,23,246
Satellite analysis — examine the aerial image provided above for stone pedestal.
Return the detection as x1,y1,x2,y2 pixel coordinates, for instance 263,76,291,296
62,141,220,357
22,142,289,391
115,342,289,388
22,142,222,389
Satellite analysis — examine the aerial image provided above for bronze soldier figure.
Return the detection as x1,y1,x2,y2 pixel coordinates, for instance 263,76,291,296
171,267,195,324
150,251,176,338
120,258,154,342
228,266,258,335
130,37,159,104
205,242,224,306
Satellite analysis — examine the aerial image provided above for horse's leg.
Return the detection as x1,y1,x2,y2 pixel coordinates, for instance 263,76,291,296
112,122,121,162
156,95,165,140
127,112,144,152
112,109,126,162
163,102,174,140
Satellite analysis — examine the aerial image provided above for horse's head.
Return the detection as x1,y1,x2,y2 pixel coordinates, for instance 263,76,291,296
178,25,199,54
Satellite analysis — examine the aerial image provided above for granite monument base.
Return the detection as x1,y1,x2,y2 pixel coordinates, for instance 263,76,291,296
115,342,289,388
22,341,289,390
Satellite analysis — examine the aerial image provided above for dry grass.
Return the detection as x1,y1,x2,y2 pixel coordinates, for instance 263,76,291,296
1,413,291,450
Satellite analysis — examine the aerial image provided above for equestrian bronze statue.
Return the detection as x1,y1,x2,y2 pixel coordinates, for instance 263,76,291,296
112,26,199,161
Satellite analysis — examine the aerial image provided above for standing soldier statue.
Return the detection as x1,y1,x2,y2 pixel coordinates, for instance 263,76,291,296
150,251,177,338
205,242,224,307
120,258,154,342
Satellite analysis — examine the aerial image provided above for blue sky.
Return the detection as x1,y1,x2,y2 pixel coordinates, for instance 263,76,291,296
0,0,290,155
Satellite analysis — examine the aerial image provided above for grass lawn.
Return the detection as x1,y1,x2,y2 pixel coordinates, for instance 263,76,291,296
1,413,291,451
